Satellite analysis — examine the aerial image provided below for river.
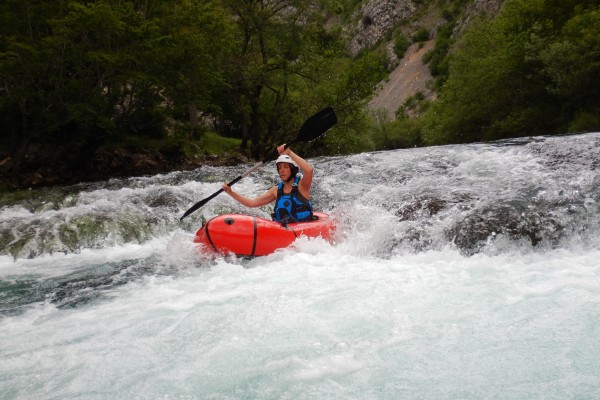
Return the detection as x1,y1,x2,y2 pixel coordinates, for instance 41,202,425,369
1,132,599,399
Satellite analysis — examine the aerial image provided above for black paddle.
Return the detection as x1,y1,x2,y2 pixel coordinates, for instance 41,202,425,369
179,107,337,221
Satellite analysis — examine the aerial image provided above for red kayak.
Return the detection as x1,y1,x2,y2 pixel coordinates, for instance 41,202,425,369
194,212,335,257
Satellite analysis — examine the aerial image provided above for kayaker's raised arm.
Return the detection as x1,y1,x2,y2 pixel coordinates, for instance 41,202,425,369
277,144,313,197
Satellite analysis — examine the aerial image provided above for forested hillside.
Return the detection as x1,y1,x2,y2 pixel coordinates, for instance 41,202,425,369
1,0,599,189
420,0,600,144
367,0,600,147
0,0,386,188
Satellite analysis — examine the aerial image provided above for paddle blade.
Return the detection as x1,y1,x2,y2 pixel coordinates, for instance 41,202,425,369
265,107,338,162
179,175,245,221
296,107,337,143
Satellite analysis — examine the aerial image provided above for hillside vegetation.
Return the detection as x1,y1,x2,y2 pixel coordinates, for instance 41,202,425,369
372,0,600,146
1,0,387,188
1,0,599,188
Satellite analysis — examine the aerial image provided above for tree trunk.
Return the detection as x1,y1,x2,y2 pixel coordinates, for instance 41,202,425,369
10,109,32,175
248,86,263,159
188,102,199,139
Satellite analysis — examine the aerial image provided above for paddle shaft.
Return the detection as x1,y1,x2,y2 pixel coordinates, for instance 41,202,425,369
205,161,267,205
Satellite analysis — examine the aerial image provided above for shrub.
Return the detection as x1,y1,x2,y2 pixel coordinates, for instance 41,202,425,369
411,27,430,43
394,34,411,59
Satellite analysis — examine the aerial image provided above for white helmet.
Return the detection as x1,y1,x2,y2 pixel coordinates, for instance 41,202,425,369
275,154,298,167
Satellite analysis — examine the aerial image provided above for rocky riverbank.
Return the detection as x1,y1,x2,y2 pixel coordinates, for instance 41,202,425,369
0,144,248,191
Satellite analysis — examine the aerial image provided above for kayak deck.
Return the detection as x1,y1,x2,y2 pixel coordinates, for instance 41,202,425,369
194,212,335,257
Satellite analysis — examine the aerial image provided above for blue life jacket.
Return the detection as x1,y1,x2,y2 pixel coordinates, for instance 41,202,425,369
273,175,313,223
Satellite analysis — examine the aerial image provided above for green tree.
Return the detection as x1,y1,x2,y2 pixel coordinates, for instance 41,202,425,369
220,0,316,157
157,0,234,139
218,0,379,159
1,1,170,173
0,0,71,172
540,6,600,131
421,0,600,145
314,51,387,154
49,1,168,139
1,0,388,180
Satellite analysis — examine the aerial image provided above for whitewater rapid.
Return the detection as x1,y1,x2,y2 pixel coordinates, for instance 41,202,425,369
1,132,600,399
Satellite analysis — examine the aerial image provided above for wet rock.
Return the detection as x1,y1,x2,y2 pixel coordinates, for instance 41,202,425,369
395,197,448,221
446,205,565,255
0,143,224,190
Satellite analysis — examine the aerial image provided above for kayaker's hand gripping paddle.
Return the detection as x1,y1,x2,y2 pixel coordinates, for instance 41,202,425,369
179,107,337,221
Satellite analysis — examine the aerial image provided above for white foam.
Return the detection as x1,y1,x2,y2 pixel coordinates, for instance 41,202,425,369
3,133,600,398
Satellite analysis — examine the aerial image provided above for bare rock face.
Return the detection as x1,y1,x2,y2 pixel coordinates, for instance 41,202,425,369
363,0,506,120
368,41,436,120
346,0,505,57
347,0,416,57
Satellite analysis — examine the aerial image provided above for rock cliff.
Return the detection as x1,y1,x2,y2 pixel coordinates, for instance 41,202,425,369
355,0,505,119
346,0,416,57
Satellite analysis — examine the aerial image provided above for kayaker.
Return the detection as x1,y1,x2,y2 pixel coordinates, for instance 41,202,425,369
222,144,314,223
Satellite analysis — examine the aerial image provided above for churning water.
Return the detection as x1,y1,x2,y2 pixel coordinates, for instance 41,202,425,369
1,133,600,399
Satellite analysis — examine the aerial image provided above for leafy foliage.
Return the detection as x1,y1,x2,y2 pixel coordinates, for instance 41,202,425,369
0,0,387,177
4,0,596,183
394,34,411,59
423,20,456,87
539,6,600,131
421,0,600,145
